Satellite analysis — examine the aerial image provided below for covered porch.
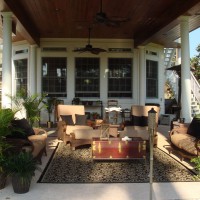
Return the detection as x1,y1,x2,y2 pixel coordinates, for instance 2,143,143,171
0,1,200,123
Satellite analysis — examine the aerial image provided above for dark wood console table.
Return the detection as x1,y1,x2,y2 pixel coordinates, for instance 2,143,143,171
72,100,103,119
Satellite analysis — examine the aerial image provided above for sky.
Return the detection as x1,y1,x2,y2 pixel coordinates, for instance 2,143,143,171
189,27,200,58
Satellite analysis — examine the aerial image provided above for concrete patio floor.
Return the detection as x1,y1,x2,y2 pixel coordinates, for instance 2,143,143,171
0,125,200,200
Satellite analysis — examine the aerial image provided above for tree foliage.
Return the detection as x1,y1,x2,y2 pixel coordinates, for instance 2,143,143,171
191,44,200,83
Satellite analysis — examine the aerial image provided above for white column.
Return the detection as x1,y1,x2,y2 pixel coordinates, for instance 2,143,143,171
1,12,12,108
29,45,37,94
67,56,75,103
138,46,146,105
180,16,191,122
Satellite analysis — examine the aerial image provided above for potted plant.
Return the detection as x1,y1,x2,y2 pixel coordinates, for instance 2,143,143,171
43,97,57,128
91,112,100,120
6,151,39,194
72,97,80,105
0,108,19,189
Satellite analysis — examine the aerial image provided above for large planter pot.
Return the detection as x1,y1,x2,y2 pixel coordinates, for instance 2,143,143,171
0,172,7,190
12,175,31,194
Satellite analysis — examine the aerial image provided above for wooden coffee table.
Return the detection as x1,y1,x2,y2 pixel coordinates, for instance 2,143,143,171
92,137,146,160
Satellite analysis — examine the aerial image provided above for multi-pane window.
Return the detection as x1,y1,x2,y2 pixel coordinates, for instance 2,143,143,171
108,58,132,98
146,60,158,98
75,58,100,98
14,59,27,93
42,57,67,97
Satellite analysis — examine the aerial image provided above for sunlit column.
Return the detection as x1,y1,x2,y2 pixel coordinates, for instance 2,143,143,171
1,12,12,108
180,16,192,122
138,46,146,105
29,44,37,94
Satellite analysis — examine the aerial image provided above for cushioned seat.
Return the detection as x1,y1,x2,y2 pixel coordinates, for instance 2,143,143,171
120,127,149,141
169,117,200,159
121,105,160,147
170,133,197,156
57,105,93,144
28,128,48,161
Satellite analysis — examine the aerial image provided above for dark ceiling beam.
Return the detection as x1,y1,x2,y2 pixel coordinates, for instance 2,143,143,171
134,0,200,47
4,0,40,46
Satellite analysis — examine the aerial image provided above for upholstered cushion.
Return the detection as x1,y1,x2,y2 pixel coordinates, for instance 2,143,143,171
11,118,35,139
120,127,149,140
131,115,148,126
187,117,200,139
171,133,197,155
73,128,100,139
75,114,87,125
60,115,74,125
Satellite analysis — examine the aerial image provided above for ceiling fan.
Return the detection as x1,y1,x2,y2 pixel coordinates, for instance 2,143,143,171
73,27,107,55
94,0,130,27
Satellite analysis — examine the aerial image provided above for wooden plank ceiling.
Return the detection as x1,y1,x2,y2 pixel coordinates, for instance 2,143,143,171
0,0,200,47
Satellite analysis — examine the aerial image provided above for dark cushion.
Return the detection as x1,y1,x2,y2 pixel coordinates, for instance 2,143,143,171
131,115,148,126
187,117,200,139
60,115,74,125
10,118,35,139
75,114,87,125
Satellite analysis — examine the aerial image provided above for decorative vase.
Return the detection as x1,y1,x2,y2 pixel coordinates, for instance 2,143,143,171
47,121,53,128
12,175,31,194
0,172,7,190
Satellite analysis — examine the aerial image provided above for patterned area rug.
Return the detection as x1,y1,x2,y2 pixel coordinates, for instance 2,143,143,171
38,143,196,183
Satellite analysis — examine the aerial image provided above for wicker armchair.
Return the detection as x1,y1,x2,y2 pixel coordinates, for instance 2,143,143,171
169,122,200,160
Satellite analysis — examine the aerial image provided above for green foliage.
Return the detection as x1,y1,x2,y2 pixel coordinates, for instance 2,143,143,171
6,152,39,182
9,89,47,126
0,108,19,156
0,153,11,174
194,114,200,119
190,44,200,83
0,108,17,137
72,97,80,105
91,112,100,119
191,156,200,180
191,156,200,172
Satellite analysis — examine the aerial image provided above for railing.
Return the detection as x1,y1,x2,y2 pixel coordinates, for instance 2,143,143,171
191,72,200,103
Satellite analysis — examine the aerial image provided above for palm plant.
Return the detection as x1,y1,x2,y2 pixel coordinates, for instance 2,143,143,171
0,108,19,189
9,89,47,126
43,97,57,122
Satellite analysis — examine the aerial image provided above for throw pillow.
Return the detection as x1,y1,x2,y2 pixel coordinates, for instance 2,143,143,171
131,115,148,126
11,118,35,139
187,117,200,139
60,115,74,125
75,114,87,125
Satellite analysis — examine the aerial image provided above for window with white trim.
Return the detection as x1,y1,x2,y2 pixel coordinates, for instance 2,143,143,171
14,59,28,93
146,60,158,98
75,57,100,98
108,58,132,98
42,57,67,97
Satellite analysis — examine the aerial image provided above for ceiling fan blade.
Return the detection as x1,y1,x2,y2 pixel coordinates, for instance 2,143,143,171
73,26,107,54
94,0,130,27
91,48,107,54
